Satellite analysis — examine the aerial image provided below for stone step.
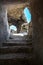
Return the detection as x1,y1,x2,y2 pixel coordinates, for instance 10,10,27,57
0,53,32,65
0,59,32,65
7,39,32,43
0,46,32,54
3,40,32,46
0,53,32,60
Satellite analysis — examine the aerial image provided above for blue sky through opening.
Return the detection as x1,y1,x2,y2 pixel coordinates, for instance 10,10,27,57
10,25,17,31
24,7,31,23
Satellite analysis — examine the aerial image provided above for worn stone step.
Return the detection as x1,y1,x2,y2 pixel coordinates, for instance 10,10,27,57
0,58,32,65
0,53,32,60
0,46,32,54
3,40,32,46
7,38,32,42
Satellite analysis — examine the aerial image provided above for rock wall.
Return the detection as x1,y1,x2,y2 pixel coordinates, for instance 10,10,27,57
29,0,43,64
7,3,29,21
28,22,32,36
0,5,10,47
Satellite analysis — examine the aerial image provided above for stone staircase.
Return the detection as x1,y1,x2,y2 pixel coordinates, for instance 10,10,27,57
0,39,32,65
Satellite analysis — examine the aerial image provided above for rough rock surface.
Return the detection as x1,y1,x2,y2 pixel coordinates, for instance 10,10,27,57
7,3,29,20
0,5,10,46
29,0,43,64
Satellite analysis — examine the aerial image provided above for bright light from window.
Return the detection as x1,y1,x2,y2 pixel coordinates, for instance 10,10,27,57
24,7,31,23
10,25,17,31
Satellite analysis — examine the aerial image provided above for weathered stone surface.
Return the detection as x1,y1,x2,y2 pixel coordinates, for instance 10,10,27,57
29,0,43,64
0,0,29,4
0,5,10,46
28,22,32,36
7,3,29,19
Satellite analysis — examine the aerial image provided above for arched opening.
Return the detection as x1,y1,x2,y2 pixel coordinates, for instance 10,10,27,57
20,7,32,38
10,25,17,33
23,7,31,23
7,4,32,39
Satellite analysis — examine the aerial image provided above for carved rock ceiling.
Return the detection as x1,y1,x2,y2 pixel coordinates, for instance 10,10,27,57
6,3,29,19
